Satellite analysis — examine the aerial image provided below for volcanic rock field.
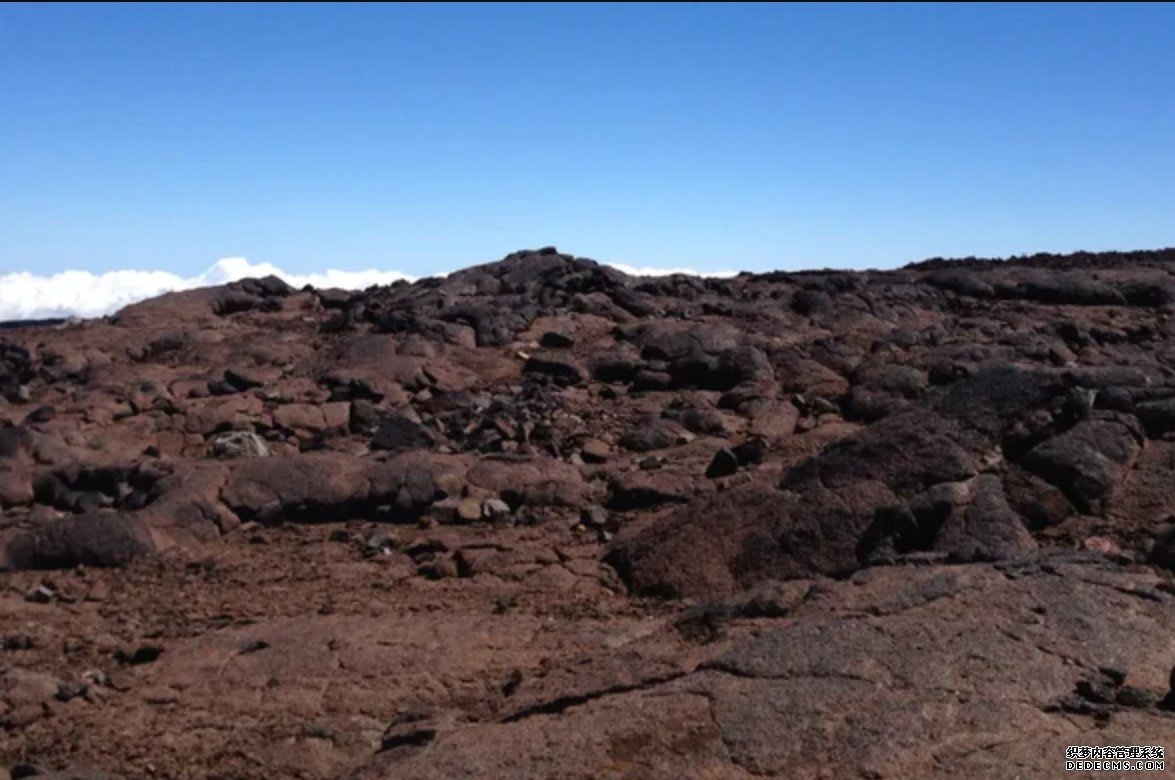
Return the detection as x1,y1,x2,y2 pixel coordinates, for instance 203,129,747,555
3,247,1175,778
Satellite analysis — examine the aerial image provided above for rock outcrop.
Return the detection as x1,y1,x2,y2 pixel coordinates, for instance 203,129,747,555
5,247,1175,778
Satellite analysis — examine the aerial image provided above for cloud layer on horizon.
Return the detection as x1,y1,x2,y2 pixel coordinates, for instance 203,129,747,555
0,258,417,321
0,257,736,321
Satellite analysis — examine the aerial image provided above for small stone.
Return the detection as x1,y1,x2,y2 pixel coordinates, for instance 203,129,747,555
1148,524,1175,570
456,498,483,523
26,583,57,604
380,712,437,751
539,332,575,349
581,439,611,464
678,407,730,437
481,498,511,521
405,538,448,560
491,418,516,441
207,379,239,396
705,448,740,479
106,671,134,691
433,471,465,498
523,354,584,386
303,722,334,740
371,417,431,453
1083,536,1119,555
81,670,109,688
638,456,662,471
224,368,264,391
349,399,380,434
365,531,400,554
327,529,351,543
23,405,54,424
2,634,34,651
142,686,180,705
322,402,350,431
55,680,88,702
732,436,767,466
1116,686,1159,708
810,396,839,415
1076,678,1116,704
211,431,270,459
418,555,459,580
619,420,678,452
273,404,328,433
1099,666,1129,686
580,505,610,529
501,668,523,696
116,645,164,665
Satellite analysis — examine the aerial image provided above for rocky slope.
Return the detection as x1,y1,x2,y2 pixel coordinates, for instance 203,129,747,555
3,247,1175,778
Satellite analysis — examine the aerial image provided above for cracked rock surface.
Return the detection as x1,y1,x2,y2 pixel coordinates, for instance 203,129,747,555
4,248,1175,777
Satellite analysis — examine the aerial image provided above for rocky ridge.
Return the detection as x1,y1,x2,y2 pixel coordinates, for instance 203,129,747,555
3,247,1175,778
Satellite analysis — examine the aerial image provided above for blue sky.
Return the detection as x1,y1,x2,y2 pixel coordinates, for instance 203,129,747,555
1,2,1174,278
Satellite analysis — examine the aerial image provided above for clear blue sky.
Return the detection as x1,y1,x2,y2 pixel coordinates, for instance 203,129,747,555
2,2,1174,277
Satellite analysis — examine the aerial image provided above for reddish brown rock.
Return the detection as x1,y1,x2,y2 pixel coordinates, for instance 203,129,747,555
4,248,1175,778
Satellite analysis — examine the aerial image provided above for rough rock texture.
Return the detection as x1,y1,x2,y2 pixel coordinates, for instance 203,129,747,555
4,247,1175,777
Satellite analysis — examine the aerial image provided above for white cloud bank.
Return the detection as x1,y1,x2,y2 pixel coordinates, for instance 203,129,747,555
0,256,738,322
606,262,738,279
0,258,416,321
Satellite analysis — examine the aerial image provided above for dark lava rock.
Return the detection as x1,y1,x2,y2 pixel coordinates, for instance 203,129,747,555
349,399,382,434
1116,686,1159,709
731,437,766,466
224,367,265,391
1018,415,1141,513
231,275,294,298
609,367,1063,598
522,353,584,386
1148,524,1175,570
705,448,739,479
539,332,575,349
371,417,432,453
0,425,32,459
1136,398,1175,437
580,505,610,530
618,418,679,452
677,407,729,437
3,513,154,570
0,340,34,403
8,248,1175,777
115,645,164,665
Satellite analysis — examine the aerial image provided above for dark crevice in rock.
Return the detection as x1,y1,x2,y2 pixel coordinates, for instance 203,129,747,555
500,671,688,723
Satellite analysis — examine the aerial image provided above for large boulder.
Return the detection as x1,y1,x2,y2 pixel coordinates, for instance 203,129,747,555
2,512,154,570
607,367,1067,598
220,453,449,523
1018,414,1142,513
